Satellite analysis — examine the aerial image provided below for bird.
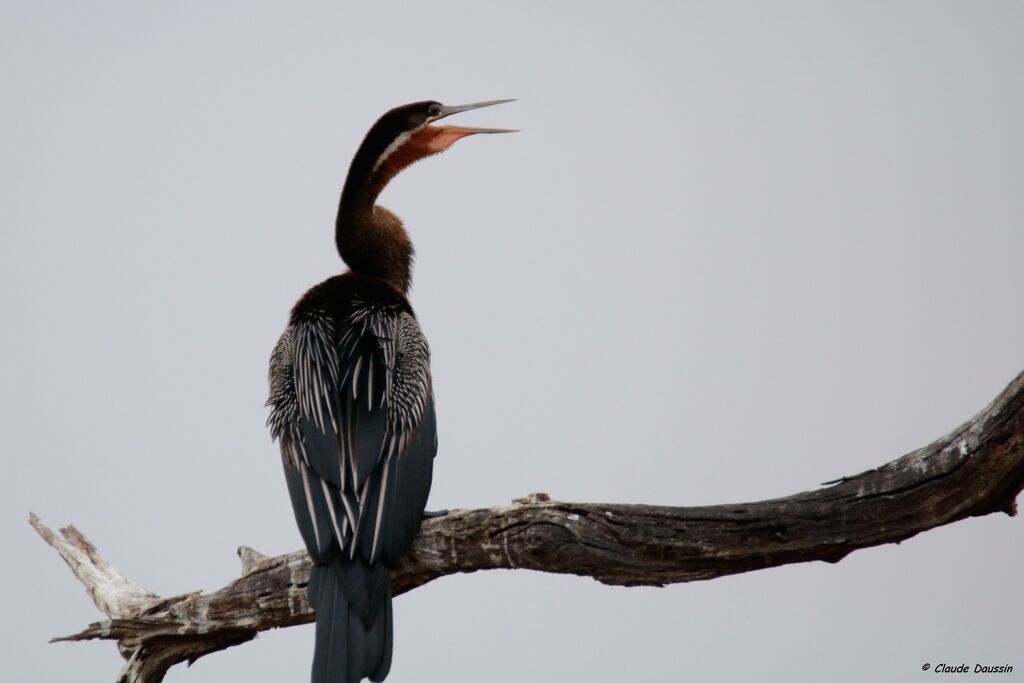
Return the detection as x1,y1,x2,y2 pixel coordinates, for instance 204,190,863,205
266,99,515,683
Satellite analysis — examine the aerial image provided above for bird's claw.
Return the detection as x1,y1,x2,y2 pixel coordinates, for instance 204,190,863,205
423,509,449,519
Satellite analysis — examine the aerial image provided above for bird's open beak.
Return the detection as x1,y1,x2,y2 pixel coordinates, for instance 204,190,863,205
429,99,519,135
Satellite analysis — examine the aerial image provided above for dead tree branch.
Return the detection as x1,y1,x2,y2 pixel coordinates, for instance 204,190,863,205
32,369,1024,682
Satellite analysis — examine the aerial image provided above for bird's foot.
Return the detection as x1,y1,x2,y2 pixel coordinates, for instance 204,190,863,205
423,509,449,519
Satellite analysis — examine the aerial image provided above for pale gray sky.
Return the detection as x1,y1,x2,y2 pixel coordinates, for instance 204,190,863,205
3,2,1022,682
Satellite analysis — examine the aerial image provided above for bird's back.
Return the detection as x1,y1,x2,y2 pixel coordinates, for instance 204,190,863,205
268,272,437,683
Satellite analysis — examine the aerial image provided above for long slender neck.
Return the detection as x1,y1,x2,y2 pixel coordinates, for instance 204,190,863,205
335,131,414,293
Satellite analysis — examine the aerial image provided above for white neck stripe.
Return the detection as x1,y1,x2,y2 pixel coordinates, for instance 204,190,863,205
372,128,418,173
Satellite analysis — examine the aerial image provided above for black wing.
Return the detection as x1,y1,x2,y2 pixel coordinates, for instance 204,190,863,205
268,301,437,572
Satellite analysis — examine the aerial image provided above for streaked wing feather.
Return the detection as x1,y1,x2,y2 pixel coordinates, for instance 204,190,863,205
268,303,436,577
380,398,436,564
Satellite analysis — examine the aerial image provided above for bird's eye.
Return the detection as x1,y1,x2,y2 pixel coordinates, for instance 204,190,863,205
427,104,442,117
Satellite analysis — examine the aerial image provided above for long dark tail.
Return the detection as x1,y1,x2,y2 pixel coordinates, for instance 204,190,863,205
308,561,393,683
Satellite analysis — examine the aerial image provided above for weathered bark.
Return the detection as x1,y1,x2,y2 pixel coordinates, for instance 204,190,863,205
32,369,1024,683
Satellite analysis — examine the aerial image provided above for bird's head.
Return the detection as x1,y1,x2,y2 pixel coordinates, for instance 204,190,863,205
349,98,517,205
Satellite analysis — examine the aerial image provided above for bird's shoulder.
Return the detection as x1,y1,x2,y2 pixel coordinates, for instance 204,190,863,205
268,272,429,438
289,271,414,329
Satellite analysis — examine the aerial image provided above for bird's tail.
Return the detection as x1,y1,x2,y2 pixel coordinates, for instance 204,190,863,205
308,561,393,683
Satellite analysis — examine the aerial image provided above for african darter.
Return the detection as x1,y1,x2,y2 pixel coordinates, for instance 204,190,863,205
267,99,514,683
